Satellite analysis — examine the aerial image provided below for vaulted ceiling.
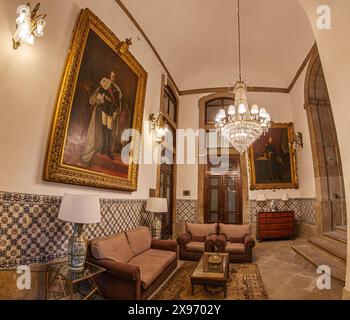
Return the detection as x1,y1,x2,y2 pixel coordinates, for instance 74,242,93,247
121,0,315,91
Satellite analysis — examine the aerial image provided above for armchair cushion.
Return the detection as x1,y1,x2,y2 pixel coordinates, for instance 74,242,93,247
186,242,205,252
186,223,217,242
219,224,251,243
126,227,152,256
225,243,245,254
90,232,134,263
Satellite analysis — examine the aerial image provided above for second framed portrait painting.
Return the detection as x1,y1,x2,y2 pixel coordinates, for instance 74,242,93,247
44,9,147,191
248,123,298,190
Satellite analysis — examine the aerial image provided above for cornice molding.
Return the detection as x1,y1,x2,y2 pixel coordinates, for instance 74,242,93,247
114,1,316,98
180,86,288,96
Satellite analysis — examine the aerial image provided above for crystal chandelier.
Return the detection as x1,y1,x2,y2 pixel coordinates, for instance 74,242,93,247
215,0,271,154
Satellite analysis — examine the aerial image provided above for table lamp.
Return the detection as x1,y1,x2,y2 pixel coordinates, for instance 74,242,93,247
58,194,101,272
146,197,168,239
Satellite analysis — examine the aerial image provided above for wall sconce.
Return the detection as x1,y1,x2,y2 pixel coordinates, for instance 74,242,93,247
13,3,47,50
292,132,303,149
149,113,168,143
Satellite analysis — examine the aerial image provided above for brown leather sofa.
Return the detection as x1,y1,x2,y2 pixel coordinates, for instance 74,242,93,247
87,227,177,300
215,224,255,263
176,223,217,260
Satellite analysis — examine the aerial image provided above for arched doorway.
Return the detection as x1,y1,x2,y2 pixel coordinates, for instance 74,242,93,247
197,92,249,225
304,46,347,233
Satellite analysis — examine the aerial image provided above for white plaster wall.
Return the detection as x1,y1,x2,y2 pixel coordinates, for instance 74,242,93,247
289,68,316,198
176,94,201,200
176,91,315,201
298,0,350,297
0,0,165,199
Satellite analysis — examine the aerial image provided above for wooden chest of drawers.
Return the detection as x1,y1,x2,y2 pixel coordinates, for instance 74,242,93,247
257,211,295,241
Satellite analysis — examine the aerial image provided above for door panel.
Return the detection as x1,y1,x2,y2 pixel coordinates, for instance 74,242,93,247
205,155,242,224
159,163,173,238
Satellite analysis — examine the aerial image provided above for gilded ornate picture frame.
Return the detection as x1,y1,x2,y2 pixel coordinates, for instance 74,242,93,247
248,123,298,190
44,9,147,191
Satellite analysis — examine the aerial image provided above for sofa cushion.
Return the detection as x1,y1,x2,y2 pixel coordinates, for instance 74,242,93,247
129,249,176,290
126,227,152,256
225,242,245,254
186,223,217,242
185,241,205,253
219,224,251,243
90,232,134,263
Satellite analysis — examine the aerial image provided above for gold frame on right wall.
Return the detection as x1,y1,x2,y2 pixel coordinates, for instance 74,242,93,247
248,122,299,190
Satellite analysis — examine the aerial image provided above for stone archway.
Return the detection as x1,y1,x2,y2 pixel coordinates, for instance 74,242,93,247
304,46,347,234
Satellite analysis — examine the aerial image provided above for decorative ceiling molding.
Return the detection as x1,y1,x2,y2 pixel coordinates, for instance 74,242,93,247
116,0,315,98
180,86,288,96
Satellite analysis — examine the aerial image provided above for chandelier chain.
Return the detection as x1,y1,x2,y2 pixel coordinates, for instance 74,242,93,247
237,0,242,81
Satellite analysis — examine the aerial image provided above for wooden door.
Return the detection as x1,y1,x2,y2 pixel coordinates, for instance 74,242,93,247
159,163,174,238
205,155,242,224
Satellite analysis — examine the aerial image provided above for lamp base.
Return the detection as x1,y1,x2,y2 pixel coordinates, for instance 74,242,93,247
68,223,87,272
152,214,162,239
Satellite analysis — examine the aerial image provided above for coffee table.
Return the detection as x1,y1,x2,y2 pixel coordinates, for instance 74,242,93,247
190,253,230,298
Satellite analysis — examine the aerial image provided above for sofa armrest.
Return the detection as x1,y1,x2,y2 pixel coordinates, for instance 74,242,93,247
90,258,141,282
206,233,217,242
244,235,256,248
151,239,177,252
214,233,227,253
176,232,192,247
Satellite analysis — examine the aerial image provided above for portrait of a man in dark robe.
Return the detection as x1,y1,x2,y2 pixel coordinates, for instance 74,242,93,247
265,136,283,181
61,30,138,179
249,124,297,189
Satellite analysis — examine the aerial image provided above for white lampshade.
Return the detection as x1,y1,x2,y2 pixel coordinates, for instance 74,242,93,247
282,194,289,201
146,197,168,213
58,194,101,224
256,194,266,202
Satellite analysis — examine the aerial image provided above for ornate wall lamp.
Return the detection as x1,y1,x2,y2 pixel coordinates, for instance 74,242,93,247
149,113,168,143
13,3,47,49
292,132,304,149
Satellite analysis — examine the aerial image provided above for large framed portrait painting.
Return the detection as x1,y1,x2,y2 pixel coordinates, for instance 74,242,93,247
248,123,298,190
44,9,147,191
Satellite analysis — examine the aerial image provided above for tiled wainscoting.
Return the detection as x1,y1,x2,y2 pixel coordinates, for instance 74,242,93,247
176,198,316,227
0,192,149,269
176,200,198,223
0,193,316,269
249,198,316,225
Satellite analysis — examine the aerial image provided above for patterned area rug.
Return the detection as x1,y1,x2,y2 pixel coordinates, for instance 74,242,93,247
152,262,268,300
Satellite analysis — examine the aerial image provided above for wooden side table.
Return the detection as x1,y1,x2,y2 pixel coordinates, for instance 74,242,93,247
45,261,106,300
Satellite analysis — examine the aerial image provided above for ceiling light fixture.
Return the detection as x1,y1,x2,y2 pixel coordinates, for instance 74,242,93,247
13,2,47,50
215,0,272,154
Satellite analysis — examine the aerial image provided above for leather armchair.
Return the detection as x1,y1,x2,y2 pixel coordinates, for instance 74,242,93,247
215,224,256,263
177,232,217,261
